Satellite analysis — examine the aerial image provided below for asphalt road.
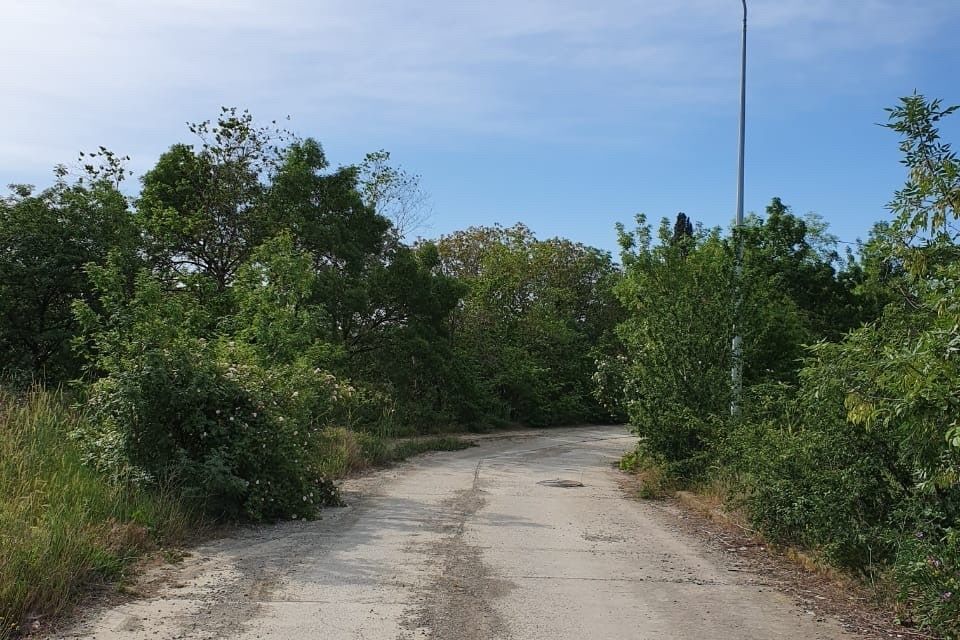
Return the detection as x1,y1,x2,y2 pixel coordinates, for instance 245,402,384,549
56,425,855,639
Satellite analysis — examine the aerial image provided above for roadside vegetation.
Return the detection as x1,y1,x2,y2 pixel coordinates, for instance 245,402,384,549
603,95,960,638
0,110,620,636
0,388,193,636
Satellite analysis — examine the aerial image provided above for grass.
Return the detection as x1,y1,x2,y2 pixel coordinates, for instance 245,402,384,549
0,388,196,639
391,435,473,458
316,427,473,478
618,447,675,499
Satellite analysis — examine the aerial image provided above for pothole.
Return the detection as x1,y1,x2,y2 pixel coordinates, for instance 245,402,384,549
537,479,585,488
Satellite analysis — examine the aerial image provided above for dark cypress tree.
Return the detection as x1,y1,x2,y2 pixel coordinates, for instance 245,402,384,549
671,212,694,256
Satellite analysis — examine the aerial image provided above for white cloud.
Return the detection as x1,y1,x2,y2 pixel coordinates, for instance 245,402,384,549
0,0,953,177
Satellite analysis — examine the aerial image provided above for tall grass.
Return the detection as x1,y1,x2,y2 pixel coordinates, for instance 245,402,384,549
0,388,194,638
316,427,472,478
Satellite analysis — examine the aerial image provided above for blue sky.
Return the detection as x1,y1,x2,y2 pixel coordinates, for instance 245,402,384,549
3,0,959,255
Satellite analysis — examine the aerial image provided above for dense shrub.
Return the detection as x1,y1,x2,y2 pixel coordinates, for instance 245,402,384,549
612,215,811,478
74,266,342,520
79,340,342,520
726,386,909,569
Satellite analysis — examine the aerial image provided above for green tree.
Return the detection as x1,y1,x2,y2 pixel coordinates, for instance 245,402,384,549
836,95,960,487
231,233,335,366
357,149,431,239
0,170,137,380
137,108,291,292
436,224,622,426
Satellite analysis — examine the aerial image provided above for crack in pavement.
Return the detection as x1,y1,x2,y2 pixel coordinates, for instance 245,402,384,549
402,458,514,640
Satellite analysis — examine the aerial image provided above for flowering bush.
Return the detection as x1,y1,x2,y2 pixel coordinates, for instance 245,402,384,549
74,267,342,520
80,339,341,520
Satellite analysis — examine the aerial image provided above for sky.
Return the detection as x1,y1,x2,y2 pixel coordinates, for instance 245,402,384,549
3,0,960,255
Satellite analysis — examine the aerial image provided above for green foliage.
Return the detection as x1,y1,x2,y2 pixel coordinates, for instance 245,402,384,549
613,213,816,477
357,149,431,238
436,224,623,427
741,199,863,341
895,527,960,635
137,108,290,292
618,446,673,499
828,95,960,490
75,266,341,520
231,233,336,365
609,107,960,636
614,218,732,476
0,173,138,381
591,354,629,422
648,95,960,637
725,381,910,569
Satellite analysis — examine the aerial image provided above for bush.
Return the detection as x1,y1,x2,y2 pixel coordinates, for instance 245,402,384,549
73,261,348,520
620,446,674,499
730,417,905,569
80,341,342,520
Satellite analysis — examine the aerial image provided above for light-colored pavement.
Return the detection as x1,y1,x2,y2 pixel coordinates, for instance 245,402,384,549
55,426,855,639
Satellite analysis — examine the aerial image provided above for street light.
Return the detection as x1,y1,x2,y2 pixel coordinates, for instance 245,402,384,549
731,0,747,416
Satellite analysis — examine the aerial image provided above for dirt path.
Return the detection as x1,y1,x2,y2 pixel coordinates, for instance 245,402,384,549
53,426,861,640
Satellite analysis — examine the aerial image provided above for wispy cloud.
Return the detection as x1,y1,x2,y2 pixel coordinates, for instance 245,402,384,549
1,0,954,177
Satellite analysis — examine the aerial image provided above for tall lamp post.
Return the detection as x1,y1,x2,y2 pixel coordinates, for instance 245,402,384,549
731,0,747,416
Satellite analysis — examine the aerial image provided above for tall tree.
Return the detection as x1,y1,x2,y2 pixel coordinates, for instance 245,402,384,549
137,108,291,291
435,224,622,426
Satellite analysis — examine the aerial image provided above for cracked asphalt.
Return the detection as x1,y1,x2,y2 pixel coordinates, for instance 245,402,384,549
53,425,858,639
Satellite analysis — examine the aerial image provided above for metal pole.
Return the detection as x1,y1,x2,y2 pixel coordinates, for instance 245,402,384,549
731,0,746,416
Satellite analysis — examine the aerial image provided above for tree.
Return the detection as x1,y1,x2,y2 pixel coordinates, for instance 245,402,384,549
834,95,960,487
137,108,292,291
614,216,736,475
671,212,694,243
435,224,622,426
0,170,138,380
357,150,431,239
740,198,863,342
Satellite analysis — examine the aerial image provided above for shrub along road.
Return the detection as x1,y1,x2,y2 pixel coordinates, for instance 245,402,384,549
54,426,860,640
